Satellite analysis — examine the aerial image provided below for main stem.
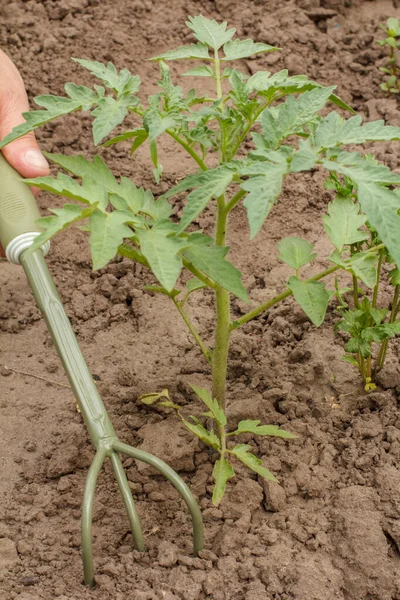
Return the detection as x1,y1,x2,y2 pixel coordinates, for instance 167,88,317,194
212,194,231,411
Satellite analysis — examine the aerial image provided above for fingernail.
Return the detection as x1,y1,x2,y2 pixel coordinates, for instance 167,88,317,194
24,149,49,169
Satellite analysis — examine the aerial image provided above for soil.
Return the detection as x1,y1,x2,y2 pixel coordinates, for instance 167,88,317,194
1,0,400,598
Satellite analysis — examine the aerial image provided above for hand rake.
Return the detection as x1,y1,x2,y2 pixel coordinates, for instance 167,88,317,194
0,154,204,587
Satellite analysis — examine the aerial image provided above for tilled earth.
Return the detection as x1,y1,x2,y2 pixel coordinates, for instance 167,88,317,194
1,0,400,598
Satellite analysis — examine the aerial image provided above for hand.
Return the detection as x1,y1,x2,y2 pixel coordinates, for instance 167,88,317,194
0,51,50,256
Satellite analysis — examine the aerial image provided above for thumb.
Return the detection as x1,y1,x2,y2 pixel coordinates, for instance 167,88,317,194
0,88,49,181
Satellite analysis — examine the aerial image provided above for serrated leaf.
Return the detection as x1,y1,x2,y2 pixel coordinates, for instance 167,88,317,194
45,153,120,193
30,204,94,251
277,237,316,270
347,252,377,288
150,43,211,61
323,154,400,185
231,420,297,438
64,83,98,109
288,277,330,326
183,244,248,301
212,459,235,505
323,196,368,251
139,389,170,405
23,173,108,210
178,167,234,232
89,210,134,270
182,65,215,77
73,59,140,95
137,225,188,291
261,86,336,147
222,39,278,61
182,419,221,449
230,444,278,482
186,15,236,51
240,161,288,239
91,95,131,145
0,98,83,149
103,127,148,148
314,112,400,150
357,183,400,270
143,110,177,142
290,146,318,172
190,384,226,427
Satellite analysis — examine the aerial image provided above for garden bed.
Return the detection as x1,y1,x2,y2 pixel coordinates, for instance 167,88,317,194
1,0,400,599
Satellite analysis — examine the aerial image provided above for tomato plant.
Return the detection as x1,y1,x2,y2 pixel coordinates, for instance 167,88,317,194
3,15,400,503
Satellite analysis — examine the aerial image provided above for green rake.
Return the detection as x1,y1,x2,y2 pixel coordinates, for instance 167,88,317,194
0,154,204,586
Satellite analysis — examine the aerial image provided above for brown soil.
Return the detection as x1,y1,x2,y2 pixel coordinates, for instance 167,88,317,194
2,0,400,598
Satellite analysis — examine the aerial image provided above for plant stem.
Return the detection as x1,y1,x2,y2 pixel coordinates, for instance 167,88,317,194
231,264,341,330
352,274,359,309
182,258,217,290
214,50,222,100
374,284,400,375
166,129,208,172
224,189,246,214
372,248,384,308
173,300,212,364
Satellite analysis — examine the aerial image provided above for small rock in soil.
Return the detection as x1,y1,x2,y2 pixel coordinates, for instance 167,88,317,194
157,541,179,567
263,480,287,512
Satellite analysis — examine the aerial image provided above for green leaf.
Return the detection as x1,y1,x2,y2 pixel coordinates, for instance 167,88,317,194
139,389,170,405
183,244,248,301
143,110,177,142
341,355,359,367
277,237,316,270
103,127,148,148
72,59,140,95
347,252,377,288
261,86,336,147
142,285,181,298
288,277,330,326
0,99,82,149
222,39,278,61
323,154,400,185
182,419,221,450
212,459,235,505
231,420,297,438
290,146,318,172
389,267,400,286
314,112,400,150
323,196,368,251
64,83,98,109
186,277,207,293
89,210,134,270
23,173,108,210
30,204,94,251
240,162,288,239
357,183,400,269
182,66,215,77
45,153,120,194
91,95,131,145
137,225,188,291
190,384,226,427
150,43,211,61
230,444,278,482
178,167,234,232
186,15,236,51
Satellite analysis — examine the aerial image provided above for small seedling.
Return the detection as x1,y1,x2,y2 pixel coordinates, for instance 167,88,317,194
378,17,400,94
3,16,400,503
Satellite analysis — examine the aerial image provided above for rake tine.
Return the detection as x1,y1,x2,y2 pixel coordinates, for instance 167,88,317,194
81,446,107,587
110,451,145,552
113,440,204,555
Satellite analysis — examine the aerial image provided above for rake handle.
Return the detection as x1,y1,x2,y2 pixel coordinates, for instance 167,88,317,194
0,153,42,250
